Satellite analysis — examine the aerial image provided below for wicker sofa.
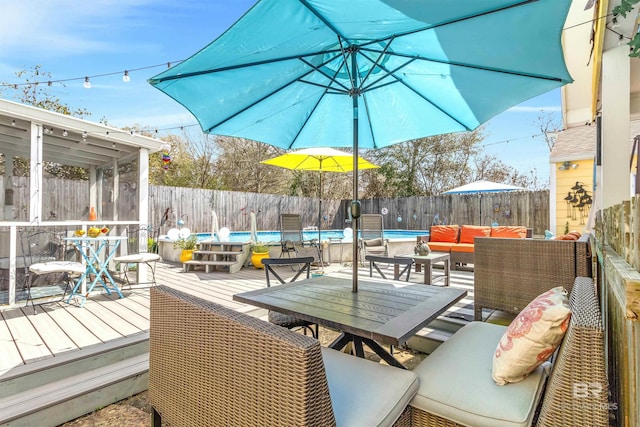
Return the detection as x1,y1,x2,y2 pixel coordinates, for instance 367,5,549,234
407,276,608,426
417,225,532,268
149,286,418,427
474,233,592,320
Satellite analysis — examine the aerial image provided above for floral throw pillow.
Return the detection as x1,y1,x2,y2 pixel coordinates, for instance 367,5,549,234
492,286,572,385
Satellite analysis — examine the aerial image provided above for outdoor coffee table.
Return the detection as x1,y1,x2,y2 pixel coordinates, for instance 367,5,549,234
396,252,451,286
233,274,466,369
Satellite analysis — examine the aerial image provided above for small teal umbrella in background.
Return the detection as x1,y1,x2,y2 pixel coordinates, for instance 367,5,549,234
149,0,573,292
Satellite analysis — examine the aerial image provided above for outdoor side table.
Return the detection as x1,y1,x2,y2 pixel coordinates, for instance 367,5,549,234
64,236,126,306
396,252,451,286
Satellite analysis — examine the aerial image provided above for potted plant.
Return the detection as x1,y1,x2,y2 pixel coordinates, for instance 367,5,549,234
250,241,270,269
173,234,198,263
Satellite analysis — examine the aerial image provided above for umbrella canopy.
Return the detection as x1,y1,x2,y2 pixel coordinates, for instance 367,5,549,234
149,0,573,291
442,180,526,194
261,147,378,172
261,147,378,262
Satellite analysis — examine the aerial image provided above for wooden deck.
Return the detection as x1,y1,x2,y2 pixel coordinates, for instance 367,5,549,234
0,260,475,376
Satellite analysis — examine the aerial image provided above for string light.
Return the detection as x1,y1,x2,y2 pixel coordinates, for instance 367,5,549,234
122,70,130,83
82,131,88,141
62,130,68,137
0,60,182,89
11,119,15,126
83,77,91,89
611,17,620,29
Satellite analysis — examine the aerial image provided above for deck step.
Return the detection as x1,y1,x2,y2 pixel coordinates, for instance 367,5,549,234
194,250,242,256
185,241,251,274
0,353,148,427
0,332,148,399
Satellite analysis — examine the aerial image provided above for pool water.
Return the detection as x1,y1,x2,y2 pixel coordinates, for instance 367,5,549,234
193,229,428,244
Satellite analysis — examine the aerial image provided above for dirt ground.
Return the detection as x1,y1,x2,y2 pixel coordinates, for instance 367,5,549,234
59,329,426,427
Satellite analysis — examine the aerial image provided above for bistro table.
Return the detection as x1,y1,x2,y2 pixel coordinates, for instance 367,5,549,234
396,252,451,286
233,274,466,368
63,235,126,306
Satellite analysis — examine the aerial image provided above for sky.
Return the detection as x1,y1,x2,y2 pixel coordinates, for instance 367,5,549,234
0,0,561,184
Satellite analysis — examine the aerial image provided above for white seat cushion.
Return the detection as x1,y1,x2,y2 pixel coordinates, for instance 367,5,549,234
113,253,161,263
321,347,418,427
30,261,85,275
410,322,548,427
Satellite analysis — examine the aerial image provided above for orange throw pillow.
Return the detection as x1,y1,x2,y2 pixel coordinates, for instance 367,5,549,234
492,287,572,385
459,225,491,244
490,226,527,238
429,225,460,243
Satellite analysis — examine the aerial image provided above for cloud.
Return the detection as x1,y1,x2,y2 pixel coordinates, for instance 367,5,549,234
0,1,164,58
507,105,562,113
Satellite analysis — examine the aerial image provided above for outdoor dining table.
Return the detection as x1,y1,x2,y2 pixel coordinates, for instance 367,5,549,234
233,274,467,369
63,235,126,307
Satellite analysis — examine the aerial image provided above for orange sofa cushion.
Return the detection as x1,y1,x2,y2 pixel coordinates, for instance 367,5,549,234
459,225,491,244
490,226,528,239
429,225,460,243
450,243,474,253
427,242,457,252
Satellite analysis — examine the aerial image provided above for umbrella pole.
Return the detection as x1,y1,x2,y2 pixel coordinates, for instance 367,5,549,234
318,170,323,267
351,63,359,293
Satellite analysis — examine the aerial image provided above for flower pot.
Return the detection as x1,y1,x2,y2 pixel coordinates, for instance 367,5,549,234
251,251,269,269
180,249,194,263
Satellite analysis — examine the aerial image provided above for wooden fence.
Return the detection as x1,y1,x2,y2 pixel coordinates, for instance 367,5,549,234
148,186,549,235
595,198,640,426
2,177,549,235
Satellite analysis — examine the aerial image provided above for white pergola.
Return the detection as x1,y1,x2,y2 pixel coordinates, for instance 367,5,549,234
0,98,166,306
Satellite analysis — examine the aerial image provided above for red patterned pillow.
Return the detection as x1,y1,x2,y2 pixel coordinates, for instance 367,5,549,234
492,287,572,385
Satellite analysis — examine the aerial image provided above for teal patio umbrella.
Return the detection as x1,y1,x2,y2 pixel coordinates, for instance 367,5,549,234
149,0,573,292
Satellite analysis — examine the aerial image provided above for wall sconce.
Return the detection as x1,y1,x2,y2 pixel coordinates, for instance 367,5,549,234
558,161,578,170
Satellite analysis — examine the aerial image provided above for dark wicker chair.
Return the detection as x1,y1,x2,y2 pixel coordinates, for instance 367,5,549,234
473,233,592,320
408,277,608,427
149,286,415,427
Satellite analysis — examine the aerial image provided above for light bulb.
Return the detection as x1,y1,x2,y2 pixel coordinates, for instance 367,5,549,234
83,77,91,89
11,119,15,126
62,130,68,137
122,70,130,83
612,17,620,29
81,131,88,142
618,35,626,46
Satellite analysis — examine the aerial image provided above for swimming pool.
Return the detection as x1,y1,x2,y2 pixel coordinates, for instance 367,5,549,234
191,229,429,243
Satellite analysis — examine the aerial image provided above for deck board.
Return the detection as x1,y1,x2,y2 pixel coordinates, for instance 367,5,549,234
59,300,125,343
0,314,23,375
40,303,103,349
2,308,52,363
19,307,78,356
0,260,476,375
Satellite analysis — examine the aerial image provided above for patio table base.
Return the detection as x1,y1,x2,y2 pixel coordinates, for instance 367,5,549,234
328,332,405,369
